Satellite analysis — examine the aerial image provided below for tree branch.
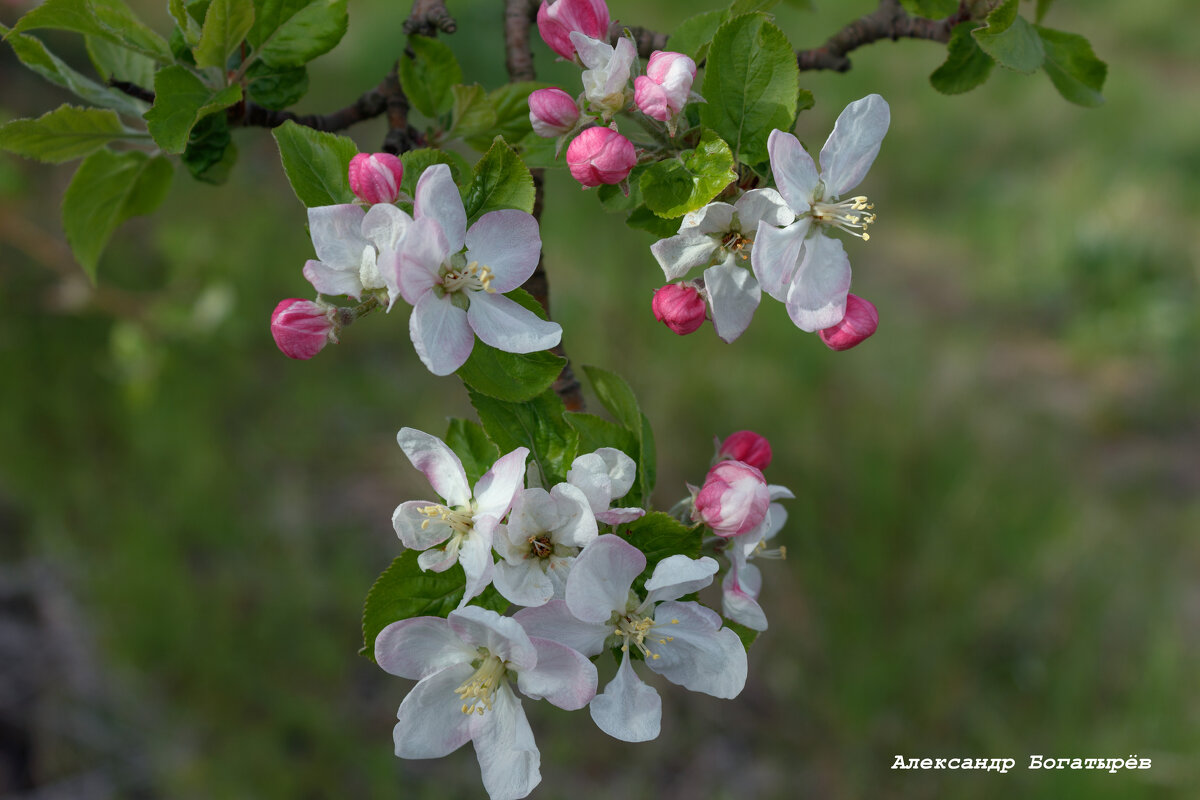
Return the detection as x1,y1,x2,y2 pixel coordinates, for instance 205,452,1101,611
610,24,670,60
795,0,972,73
404,0,456,36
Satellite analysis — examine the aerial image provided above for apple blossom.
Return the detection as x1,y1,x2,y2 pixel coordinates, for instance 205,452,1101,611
565,126,636,187
301,202,411,308
348,152,404,205
394,164,562,376
819,293,879,351
536,0,609,60
375,605,596,800
514,535,747,742
492,482,598,607
528,87,581,138
722,485,793,631
716,430,772,470
270,298,336,359
693,459,770,538
565,448,645,525
570,32,635,118
753,94,890,331
651,282,706,335
391,427,528,604
633,50,698,129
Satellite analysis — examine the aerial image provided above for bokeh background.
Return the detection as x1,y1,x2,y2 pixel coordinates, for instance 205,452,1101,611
2,0,1198,797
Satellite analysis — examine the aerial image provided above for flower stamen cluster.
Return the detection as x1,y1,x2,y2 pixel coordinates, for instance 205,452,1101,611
810,194,876,240
455,653,508,715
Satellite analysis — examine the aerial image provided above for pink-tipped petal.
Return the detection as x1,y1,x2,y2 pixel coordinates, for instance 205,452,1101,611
414,164,467,252
767,129,819,214
396,428,471,507
473,447,531,519
464,210,542,292
409,293,475,376
375,616,474,679
518,637,598,710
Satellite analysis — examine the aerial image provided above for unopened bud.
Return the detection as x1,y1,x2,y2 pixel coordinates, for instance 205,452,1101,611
565,126,636,187
270,299,336,360
537,0,610,60
693,460,770,537
633,50,697,122
717,430,772,470
652,283,706,335
528,88,580,137
818,293,878,351
348,153,404,205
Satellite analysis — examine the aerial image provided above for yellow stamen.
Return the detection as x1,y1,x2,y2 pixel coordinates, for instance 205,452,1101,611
811,195,876,240
442,261,496,294
455,654,507,715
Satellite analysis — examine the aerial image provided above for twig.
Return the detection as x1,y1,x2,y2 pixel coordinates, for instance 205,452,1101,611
796,0,972,73
404,0,456,36
612,24,670,60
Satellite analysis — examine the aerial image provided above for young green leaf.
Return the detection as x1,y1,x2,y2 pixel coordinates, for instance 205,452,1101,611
169,0,203,47
145,65,242,154
639,129,736,219
62,149,173,280
449,84,498,140
565,412,639,463
253,0,347,69
0,105,133,163
399,148,471,198
971,0,1043,74
462,136,535,222
700,13,800,165
397,34,462,118
193,0,254,69
462,81,545,151
622,512,703,591
930,22,994,95
181,113,237,184
245,62,309,109
667,8,725,62
444,418,501,487
271,119,357,206
10,0,171,62
582,364,640,432
1036,26,1106,107
1035,0,1055,23
86,35,155,87
468,387,579,487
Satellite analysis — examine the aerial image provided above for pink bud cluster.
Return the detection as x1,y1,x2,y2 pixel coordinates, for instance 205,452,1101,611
348,153,404,205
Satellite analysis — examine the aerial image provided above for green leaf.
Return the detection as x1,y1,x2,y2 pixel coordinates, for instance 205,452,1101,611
361,552,508,661
1,25,149,117
582,364,640,431
728,0,781,14
623,512,703,590
700,13,800,165
11,0,171,61
930,21,994,95
245,61,309,109
62,149,173,280
449,83,498,140
90,0,173,61
399,147,471,198
597,166,644,212
667,9,725,62
637,413,656,505
971,0,1043,74
144,66,242,154
181,113,237,184
468,388,579,487
897,0,956,18
462,136,535,223
796,87,815,113
565,412,639,463
248,0,304,45
444,419,501,487
271,119,357,206
463,81,546,151
512,130,558,170
398,34,462,117
1036,26,1106,107
457,289,565,402
627,205,680,239
0,105,132,163
254,0,347,68
86,35,155,87
169,0,203,47
640,129,736,219
194,0,254,69
1035,0,1055,23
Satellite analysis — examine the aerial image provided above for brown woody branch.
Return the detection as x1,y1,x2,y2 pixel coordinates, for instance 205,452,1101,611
404,0,456,36
611,24,670,60
796,0,972,73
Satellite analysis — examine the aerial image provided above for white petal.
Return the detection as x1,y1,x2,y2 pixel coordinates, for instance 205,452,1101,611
604,38,636,96
565,534,646,623
375,616,473,679
570,32,613,70
643,555,718,606
414,163,466,252
465,211,541,292
565,452,613,513
647,601,747,698
595,448,636,499
785,232,852,332
494,560,555,607
767,129,818,213
409,293,475,376
418,545,460,573
589,651,661,742
750,218,809,302
473,447,530,519
397,216,448,305
733,188,794,230
514,599,611,657
596,507,645,525
548,483,598,547
722,566,767,631
467,293,562,354
396,428,471,507
681,201,735,235
362,202,412,251
457,528,496,606
393,499,453,550
471,685,540,800
449,606,537,671
518,637,598,710
302,258,364,299
308,204,368,268
649,233,719,281
819,93,890,198
704,259,761,344
393,663,475,758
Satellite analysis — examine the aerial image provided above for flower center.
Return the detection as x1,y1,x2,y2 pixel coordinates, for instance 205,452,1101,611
612,613,679,661
441,260,495,294
719,230,752,261
753,540,787,560
418,504,474,535
455,653,507,715
810,196,876,241
528,534,554,559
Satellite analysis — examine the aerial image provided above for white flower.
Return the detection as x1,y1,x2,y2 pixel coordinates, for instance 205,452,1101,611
396,164,562,376
392,427,528,604
721,484,793,631
515,534,747,742
565,447,645,524
752,94,890,331
302,202,411,308
375,605,597,800
650,191,793,342
492,483,598,607
570,32,635,118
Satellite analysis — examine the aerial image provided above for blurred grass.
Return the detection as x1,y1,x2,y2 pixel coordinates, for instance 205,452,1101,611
1,0,1198,797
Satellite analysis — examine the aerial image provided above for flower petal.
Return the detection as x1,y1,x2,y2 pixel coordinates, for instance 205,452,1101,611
647,600,747,698
565,534,646,623
467,292,562,354
570,32,613,70
393,499,454,550
751,218,810,302
785,232,852,332
548,483,598,547
818,93,890,198
362,202,412,252
643,555,718,606
733,188,794,230
518,637,598,710
471,685,541,800
704,259,761,343
722,569,768,631
393,662,475,758
303,258,364,299
449,606,537,671
494,560,555,608
308,204,368,268
465,210,542,292
414,163,466,252
589,651,661,742
767,129,818,213
397,216,448,305
375,616,474,679
514,599,611,656
396,428,471,507
649,233,720,281
596,507,645,525
458,528,496,606
473,447,530,519
409,292,474,376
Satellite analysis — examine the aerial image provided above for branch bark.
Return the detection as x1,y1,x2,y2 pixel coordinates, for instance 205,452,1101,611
796,0,972,73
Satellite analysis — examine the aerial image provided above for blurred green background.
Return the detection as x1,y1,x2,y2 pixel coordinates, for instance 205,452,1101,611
1,0,1197,797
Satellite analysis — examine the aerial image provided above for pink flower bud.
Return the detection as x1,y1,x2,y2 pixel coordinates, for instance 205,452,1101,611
270,299,336,360
633,50,697,122
717,430,772,470
537,0,610,60
818,294,879,351
694,460,770,537
348,153,404,205
528,87,580,138
652,283,706,335
565,126,636,187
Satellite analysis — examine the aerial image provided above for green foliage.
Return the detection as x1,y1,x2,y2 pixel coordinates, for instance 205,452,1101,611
61,149,173,280
399,147,471,198
464,82,545,151
897,0,957,18
1036,26,1106,107
271,120,357,206
398,34,462,118
448,84,498,140
181,113,237,184
444,418,500,486
639,129,736,219
971,0,1044,74
700,13,800,165
668,9,724,62
796,87,815,113
565,412,639,465
168,0,202,47
627,205,680,238
86,35,156,87
1035,0,1056,23
468,387,579,487
9,0,172,62
930,22,994,95
581,365,656,507
145,66,242,154
245,62,309,109
622,512,703,590
0,105,133,163
360,552,508,661
252,0,347,69
457,289,567,403
194,0,254,69
461,136,536,223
